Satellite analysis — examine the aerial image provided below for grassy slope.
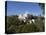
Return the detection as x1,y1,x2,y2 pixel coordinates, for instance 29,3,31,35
5,15,45,33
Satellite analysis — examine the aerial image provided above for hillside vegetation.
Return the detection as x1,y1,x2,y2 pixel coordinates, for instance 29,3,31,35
5,15,45,34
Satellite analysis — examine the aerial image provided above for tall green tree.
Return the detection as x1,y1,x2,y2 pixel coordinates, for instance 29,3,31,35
39,3,45,16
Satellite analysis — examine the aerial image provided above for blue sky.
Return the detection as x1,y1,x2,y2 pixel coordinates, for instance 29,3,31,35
7,1,42,16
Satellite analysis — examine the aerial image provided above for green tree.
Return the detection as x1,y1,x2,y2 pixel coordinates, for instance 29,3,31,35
39,3,45,16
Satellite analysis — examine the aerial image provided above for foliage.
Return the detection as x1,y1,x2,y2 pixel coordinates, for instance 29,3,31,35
6,15,45,34
39,3,45,16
